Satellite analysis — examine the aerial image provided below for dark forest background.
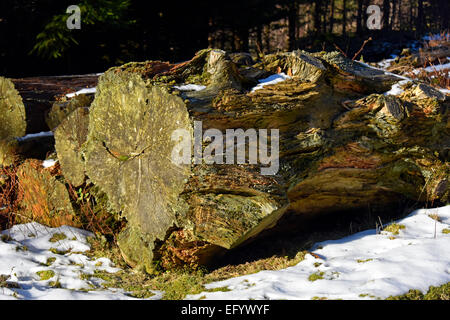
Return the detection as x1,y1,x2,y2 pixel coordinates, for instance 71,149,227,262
0,0,448,77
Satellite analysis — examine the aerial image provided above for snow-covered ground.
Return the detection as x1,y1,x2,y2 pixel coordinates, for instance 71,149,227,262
1,42,449,300
1,206,448,300
0,223,161,300
418,62,450,74
187,206,450,300
375,33,449,96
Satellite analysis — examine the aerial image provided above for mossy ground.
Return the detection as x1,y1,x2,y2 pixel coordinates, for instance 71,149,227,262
49,248,70,255
85,235,307,300
383,223,406,235
428,213,441,222
42,257,56,266
49,232,67,242
1,234,13,242
308,271,325,281
387,282,450,300
36,270,55,281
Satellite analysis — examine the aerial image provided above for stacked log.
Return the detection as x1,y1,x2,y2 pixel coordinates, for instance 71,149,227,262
57,49,447,272
1,49,448,273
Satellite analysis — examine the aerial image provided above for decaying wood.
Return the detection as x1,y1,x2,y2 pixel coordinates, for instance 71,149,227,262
2,49,449,272
11,74,98,133
16,159,80,228
54,107,90,187
78,49,448,271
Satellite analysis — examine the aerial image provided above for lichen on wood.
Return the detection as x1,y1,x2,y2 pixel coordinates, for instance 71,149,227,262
46,94,93,130
54,107,90,187
0,77,26,166
0,77,27,140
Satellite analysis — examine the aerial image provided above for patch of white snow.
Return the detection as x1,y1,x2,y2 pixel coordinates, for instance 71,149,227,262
251,73,291,92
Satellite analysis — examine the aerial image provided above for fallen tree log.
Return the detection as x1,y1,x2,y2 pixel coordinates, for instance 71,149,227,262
386,43,450,72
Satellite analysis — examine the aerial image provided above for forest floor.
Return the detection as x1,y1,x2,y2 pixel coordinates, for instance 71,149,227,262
1,205,449,300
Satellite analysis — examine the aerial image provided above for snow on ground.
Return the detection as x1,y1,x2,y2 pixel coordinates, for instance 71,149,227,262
377,54,398,69
422,62,450,73
1,207,449,300
173,84,206,91
251,73,291,92
66,87,97,98
0,223,160,300
187,206,450,300
412,62,450,75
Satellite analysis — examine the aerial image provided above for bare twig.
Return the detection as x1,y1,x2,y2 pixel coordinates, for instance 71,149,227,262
352,37,372,61
333,43,347,57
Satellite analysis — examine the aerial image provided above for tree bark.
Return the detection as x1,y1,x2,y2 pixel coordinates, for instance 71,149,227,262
0,77,26,143
391,0,397,30
256,25,263,55
288,2,298,51
16,159,80,228
54,107,90,187
314,0,323,34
